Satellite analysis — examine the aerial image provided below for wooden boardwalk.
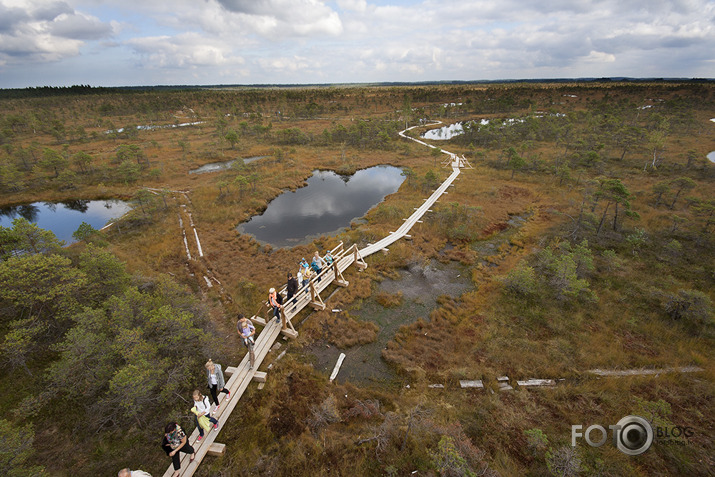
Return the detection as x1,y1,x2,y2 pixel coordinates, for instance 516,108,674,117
163,124,469,476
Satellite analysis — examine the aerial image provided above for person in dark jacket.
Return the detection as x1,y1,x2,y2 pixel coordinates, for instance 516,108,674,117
286,272,298,303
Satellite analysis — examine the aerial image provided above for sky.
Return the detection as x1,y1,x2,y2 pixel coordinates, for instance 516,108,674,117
0,0,713,88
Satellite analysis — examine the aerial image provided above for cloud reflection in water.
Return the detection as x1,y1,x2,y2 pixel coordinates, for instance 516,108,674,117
238,166,404,248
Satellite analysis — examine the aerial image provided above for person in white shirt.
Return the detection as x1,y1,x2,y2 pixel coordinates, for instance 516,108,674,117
118,469,152,477
192,390,219,441
205,359,230,411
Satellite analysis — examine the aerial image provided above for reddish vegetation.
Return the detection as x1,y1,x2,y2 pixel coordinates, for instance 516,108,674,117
481,222,509,236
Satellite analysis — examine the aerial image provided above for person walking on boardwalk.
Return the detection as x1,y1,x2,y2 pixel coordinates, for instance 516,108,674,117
237,314,256,369
205,359,230,412
269,287,283,324
311,251,326,281
191,389,219,441
324,249,334,266
286,272,298,304
296,266,304,291
161,422,195,477
118,468,152,477
301,260,313,287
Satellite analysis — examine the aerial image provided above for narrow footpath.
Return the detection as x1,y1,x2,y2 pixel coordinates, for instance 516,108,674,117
162,124,470,476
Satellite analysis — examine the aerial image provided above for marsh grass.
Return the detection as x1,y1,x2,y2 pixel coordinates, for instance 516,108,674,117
1,83,713,476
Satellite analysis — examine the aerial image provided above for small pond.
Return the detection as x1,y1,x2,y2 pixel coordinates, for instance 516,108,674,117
237,166,405,248
708,151,715,164
188,156,268,174
423,114,565,141
0,199,131,244
421,119,490,140
105,121,205,134
306,259,474,386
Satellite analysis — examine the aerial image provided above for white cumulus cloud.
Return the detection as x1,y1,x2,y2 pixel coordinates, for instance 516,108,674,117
126,32,243,68
215,0,343,37
0,0,115,65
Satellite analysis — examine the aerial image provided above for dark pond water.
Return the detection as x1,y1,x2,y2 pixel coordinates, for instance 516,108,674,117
0,199,131,243
307,259,474,386
237,166,405,248
188,155,268,174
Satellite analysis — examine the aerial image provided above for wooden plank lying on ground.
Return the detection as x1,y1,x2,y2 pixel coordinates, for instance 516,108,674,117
588,366,704,377
517,379,556,387
329,353,346,382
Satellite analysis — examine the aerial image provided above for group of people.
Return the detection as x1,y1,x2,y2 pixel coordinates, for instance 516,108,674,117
160,359,232,476
159,312,259,477
132,251,336,477
270,250,336,324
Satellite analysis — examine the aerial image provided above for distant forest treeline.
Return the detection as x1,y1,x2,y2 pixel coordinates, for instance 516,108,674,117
2,78,713,99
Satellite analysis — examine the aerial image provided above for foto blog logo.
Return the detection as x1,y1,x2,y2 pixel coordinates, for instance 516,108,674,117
572,415,654,456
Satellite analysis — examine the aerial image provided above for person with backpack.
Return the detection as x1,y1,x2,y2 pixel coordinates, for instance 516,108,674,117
191,389,219,441
311,251,326,280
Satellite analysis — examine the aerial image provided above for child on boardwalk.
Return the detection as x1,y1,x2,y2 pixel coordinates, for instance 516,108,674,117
302,261,313,287
299,258,311,287
324,249,334,266
237,314,256,369
191,389,219,441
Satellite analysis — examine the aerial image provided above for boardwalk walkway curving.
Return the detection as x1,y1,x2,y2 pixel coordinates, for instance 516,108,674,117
163,124,469,477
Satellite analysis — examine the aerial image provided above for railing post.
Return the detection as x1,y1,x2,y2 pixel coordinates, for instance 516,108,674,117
309,281,326,310
333,259,348,287
353,244,368,270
